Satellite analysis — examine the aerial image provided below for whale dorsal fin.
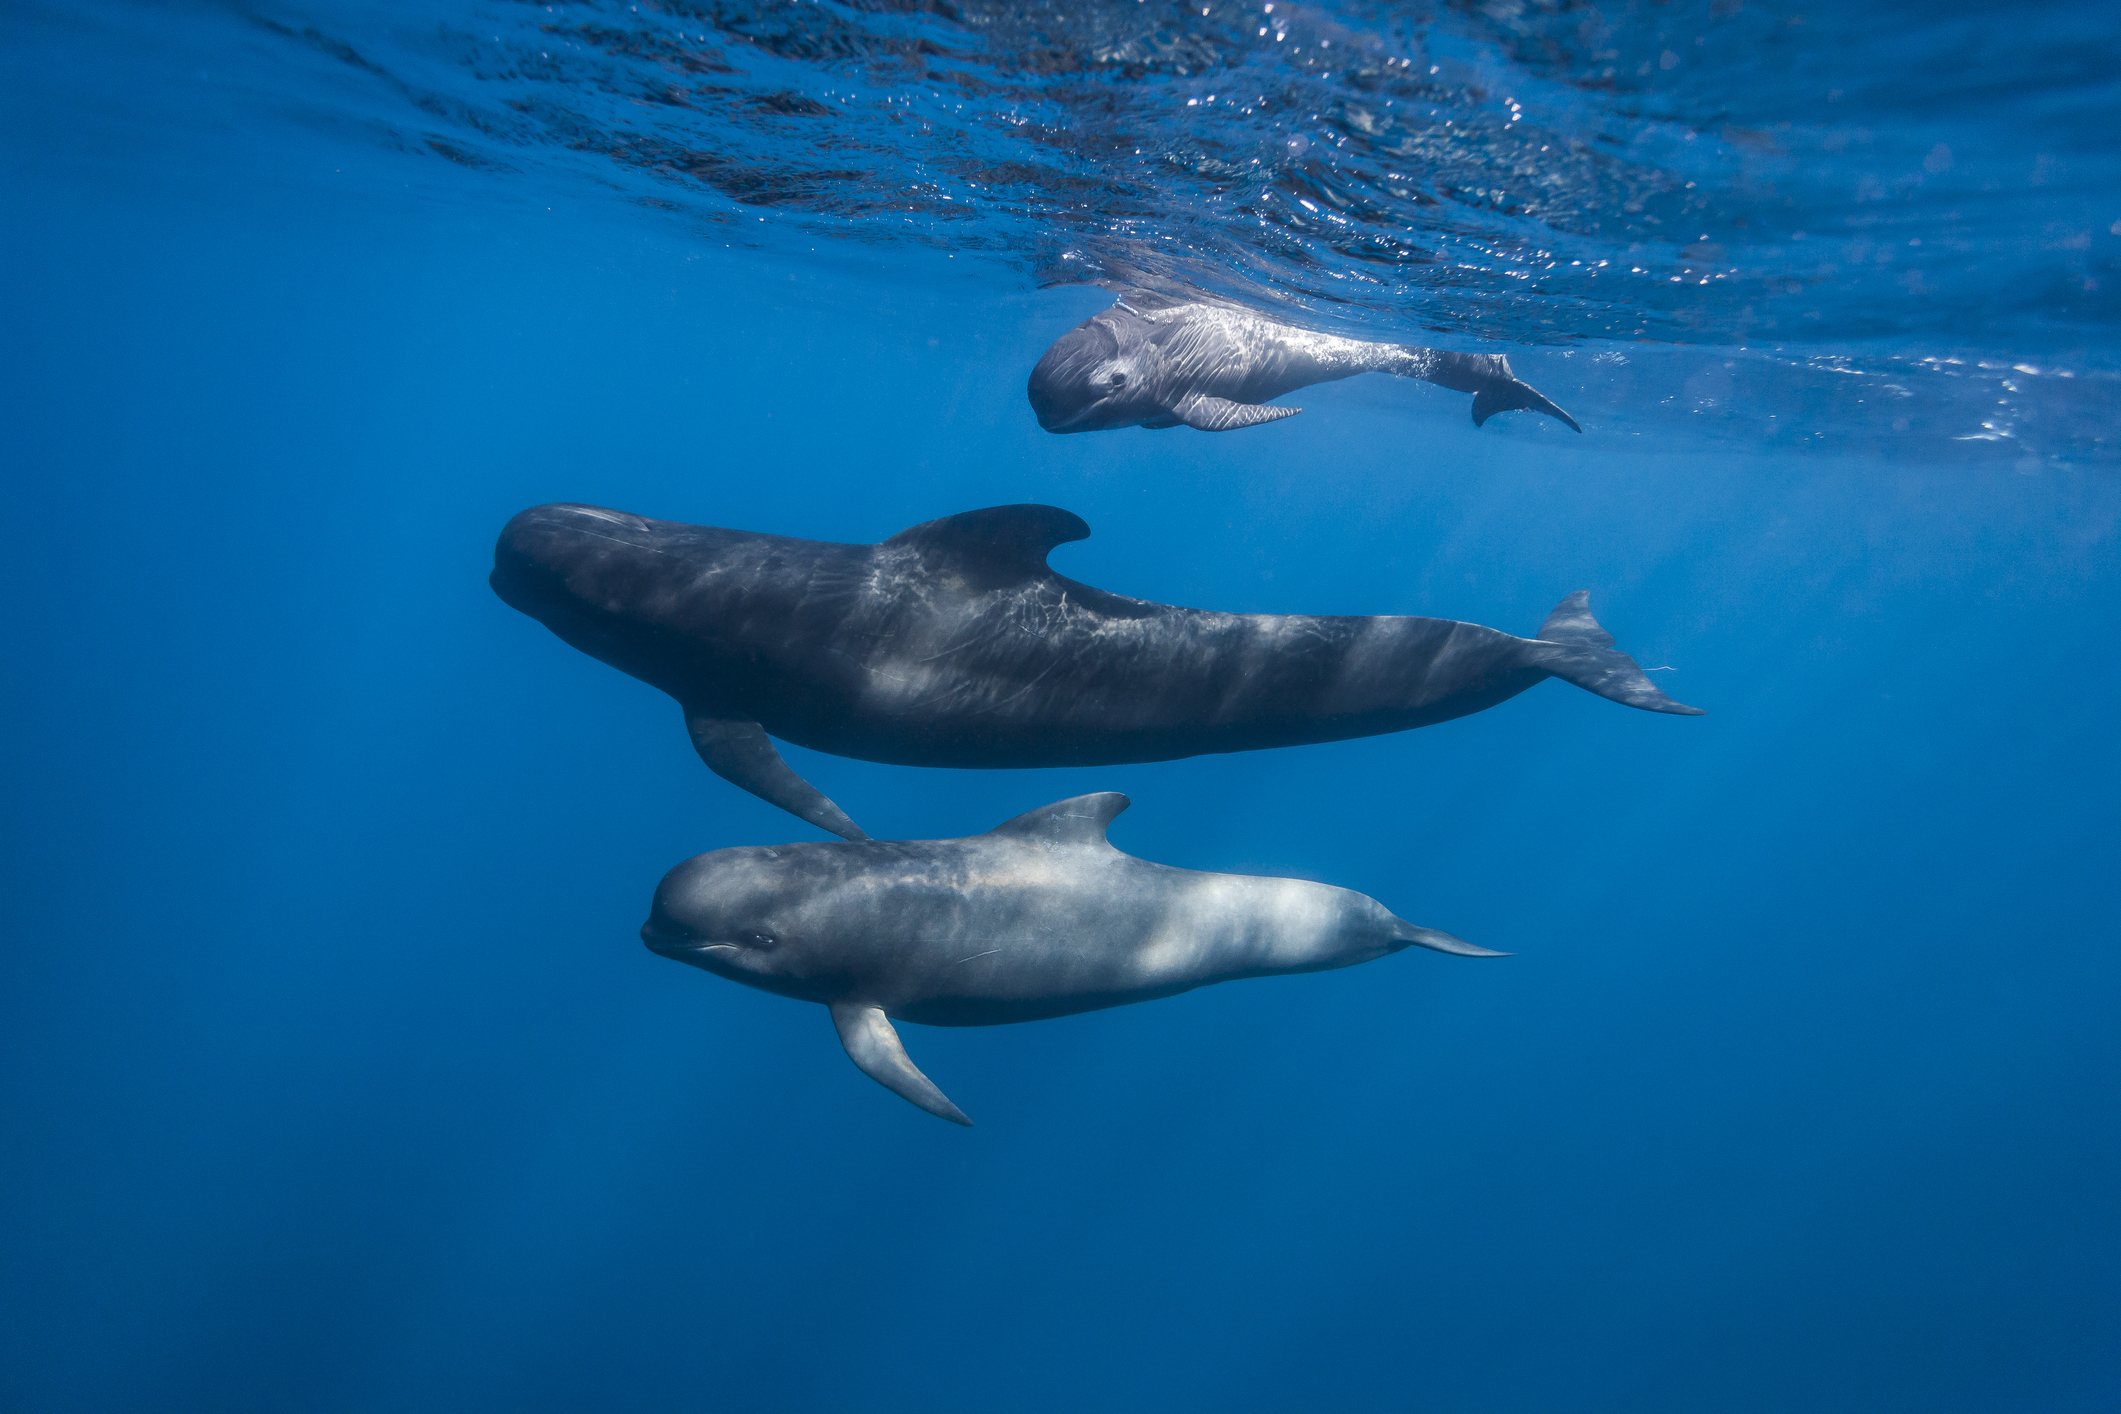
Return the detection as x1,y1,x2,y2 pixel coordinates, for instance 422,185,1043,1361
986,792,1130,847
883,504,1090,580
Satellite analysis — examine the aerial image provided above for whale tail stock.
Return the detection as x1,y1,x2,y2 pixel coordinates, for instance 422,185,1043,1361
1415,350,1583,433
831,1002,973,1126
1532,592,1705,716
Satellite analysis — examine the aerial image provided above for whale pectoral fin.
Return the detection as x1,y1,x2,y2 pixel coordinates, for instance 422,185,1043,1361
1171,393,1303,432
830,1003,973,1126
684,711,870,841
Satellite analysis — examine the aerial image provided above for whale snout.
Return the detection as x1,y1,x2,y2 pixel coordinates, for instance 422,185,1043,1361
640,917,702,958
1027,319,1121,432
1026,362,1087,432
491,502,662,615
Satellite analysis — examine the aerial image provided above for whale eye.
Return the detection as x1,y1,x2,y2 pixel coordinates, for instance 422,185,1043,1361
747,932,778,949
1110,373,1127,386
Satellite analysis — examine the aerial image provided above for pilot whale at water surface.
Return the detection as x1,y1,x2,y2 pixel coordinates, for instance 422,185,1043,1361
1026,291,1581,434
642,792,1501,1124
491,502,1700,840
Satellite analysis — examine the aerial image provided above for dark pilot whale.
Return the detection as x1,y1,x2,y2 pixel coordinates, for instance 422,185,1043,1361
642,791,1499,1124
490,502,1700,840
1026,291,1581,434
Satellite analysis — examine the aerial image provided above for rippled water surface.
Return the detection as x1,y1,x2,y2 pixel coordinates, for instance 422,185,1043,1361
36,0,2115,458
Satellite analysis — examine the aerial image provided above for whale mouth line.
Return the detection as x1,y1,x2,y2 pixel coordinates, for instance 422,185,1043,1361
1038,404,1112,433
641,923,741,957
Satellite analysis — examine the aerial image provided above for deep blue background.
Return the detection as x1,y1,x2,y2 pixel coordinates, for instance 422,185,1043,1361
5,19,2120,1413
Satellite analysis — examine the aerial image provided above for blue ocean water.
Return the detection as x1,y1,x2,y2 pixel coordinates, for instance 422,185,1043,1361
3,1,2118,1410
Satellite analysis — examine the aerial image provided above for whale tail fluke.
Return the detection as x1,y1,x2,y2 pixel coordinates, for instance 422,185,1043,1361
1471,378,1583,433
1417,350,1582,432
1533,591,1704,716
1397,924,1509,958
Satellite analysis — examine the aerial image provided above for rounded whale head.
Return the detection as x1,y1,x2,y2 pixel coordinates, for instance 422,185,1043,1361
490,502,698,687
1026,316,1162,432
489,503,660,617
640,847,836,997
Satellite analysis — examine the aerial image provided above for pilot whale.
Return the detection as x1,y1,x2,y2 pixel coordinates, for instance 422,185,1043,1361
642,792,1499,1124
1027,292,1581,434
491,502,1700,840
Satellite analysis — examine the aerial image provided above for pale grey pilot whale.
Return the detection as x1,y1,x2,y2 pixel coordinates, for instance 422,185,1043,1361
491,502,1700,840
642,791,1499,1124
1027,291,1581,434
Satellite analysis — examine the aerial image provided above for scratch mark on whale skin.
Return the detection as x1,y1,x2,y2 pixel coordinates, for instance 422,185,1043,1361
570,527,670,555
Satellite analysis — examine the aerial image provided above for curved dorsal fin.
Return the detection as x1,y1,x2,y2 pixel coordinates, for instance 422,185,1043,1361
986,792,1129,847
882,504,1089,582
